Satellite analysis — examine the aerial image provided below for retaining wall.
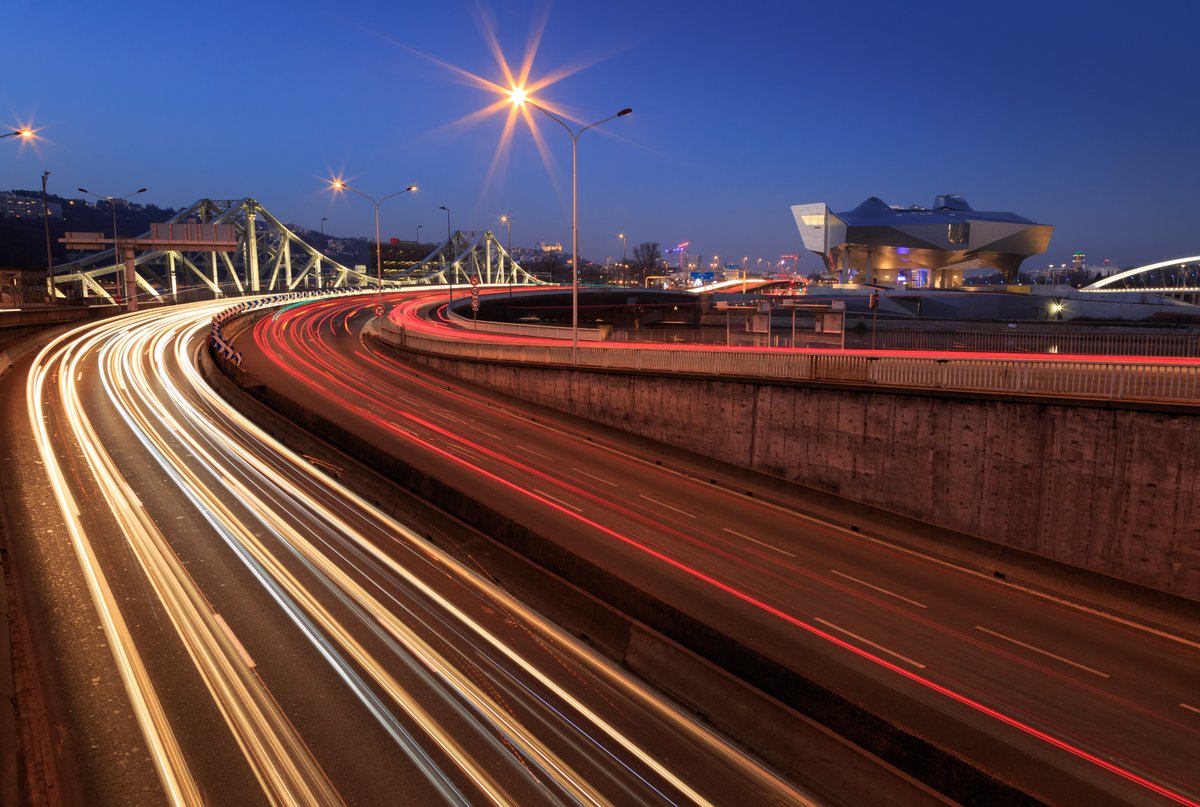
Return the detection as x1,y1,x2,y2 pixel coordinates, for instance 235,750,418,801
205,327,1057,805
390,345,1200,602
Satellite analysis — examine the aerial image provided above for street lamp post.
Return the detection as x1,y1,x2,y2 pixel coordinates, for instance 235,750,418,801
78,186,147,307
41,172,55,304
619,232,626,286
499,214,513,290
439,206,453,301
510,89,631,360
499,214,511,253
329,180,417,304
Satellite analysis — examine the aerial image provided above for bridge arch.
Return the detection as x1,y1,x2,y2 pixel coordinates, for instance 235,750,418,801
1085,256,1200,291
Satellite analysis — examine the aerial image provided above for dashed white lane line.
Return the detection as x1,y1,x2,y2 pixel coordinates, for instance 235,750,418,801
815,618,926,669
974,625,1110,679
830,569,928,609
533,488,582,512
1180,703,1200,715
638,494,695,519
723,527,796,558
571,467,618,488
516,443,552,460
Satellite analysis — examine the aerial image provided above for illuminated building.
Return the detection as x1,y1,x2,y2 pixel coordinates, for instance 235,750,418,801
791,194,1052,287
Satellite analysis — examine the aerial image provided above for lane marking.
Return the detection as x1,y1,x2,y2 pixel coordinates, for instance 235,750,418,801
723,527,796,558
516,443,552,461
1180,703,1200,715
975,625,1110,679
830,569,927,609
214,613,256,669
533,488,582,512
571,467,618,488
638,494,695,519
815,618,926,668
543,419,1200,654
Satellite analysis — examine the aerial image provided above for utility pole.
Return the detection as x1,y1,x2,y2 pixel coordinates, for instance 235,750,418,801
41,172,55,304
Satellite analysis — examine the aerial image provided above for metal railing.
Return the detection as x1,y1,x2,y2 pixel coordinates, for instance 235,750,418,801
842,328,1200,357
376,319,1200,406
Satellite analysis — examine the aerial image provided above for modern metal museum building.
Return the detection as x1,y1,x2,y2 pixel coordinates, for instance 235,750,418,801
792,195,1053,287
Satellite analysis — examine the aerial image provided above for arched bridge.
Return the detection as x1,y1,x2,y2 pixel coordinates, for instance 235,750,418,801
1082,255,1200,303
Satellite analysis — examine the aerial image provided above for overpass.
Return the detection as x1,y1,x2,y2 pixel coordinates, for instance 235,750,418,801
374,291,1200,603
207,290,1200,804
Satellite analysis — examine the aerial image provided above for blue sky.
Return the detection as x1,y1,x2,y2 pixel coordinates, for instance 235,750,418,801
4,0,1198,271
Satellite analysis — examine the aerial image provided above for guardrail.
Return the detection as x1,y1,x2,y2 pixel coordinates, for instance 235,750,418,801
378,318,1200,405
445,293,609,341
211,287,374,366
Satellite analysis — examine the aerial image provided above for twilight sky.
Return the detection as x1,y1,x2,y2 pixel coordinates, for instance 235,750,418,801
4,0,1198,272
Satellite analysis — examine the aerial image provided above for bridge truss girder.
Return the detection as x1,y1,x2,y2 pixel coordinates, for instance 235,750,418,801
408,230,539,286
48,199,536,304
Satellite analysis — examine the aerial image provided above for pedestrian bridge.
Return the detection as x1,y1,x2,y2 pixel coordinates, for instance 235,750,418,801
1082,255,1200,301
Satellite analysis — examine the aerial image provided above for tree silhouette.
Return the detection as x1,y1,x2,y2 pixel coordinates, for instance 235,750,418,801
629,241,661,287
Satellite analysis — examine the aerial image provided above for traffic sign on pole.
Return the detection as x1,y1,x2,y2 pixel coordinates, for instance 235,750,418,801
373,303,385,317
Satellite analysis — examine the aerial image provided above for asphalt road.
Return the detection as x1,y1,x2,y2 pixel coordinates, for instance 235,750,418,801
234,290,1200,806
9,298,812,805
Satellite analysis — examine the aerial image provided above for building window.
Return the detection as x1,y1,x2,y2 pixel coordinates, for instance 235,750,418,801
947,223,969,244
800,214,824,227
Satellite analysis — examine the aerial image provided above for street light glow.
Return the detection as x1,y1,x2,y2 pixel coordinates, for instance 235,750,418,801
324,178,418,302
2,125,38,142
509,86,527,106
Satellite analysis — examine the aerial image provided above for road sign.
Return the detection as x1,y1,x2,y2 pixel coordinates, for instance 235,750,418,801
373,304,385,317
470,275,480,287
471,297,480,311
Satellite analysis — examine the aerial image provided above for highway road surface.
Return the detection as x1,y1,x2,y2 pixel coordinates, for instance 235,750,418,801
233,290,1200,806
8,297,814,805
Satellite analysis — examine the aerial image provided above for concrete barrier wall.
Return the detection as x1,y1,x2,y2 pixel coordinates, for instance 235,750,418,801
394,348,1200,602
0,307,101,329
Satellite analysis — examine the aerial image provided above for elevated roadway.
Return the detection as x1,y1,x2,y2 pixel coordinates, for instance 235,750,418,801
230,291,1200,805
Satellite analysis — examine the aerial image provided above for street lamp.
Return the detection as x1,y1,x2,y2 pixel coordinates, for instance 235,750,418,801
0,128,35,142
78,186,147,305
329,179,417,303
439,206,456,301
42,172,55,304
499,214,511,254
618,232,627,286
509,87,631,358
